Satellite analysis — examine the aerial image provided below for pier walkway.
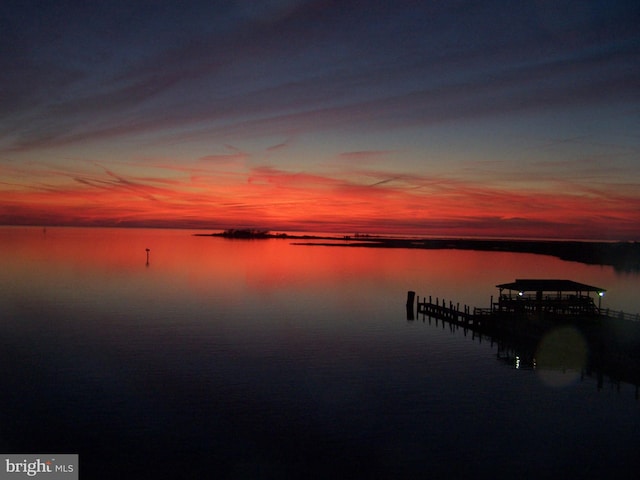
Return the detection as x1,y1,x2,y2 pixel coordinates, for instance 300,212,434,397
413,295,492,328
406,287,640,395
408,279,639,327
412,294,638,326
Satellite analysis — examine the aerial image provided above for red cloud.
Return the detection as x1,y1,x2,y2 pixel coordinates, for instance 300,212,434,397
1,159,639,240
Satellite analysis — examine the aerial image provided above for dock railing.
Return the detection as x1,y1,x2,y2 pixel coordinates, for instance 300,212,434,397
409,292,640,324
599,308,640,322
414,295,481,327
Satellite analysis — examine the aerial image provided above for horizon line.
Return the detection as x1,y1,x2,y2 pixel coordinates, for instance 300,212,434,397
1,222,637,243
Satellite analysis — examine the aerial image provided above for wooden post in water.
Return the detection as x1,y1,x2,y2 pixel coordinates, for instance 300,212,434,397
406,291,415,320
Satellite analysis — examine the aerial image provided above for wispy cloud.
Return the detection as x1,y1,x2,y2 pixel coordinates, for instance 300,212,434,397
338,151,397,164
197,145,249,166
266,141,290,152
2,2,637,154
1,1,638,238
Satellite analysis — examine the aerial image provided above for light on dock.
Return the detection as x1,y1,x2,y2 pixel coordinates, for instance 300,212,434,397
598,291,604,310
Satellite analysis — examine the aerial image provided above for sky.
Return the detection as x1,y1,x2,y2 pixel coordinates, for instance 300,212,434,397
1,0,639,240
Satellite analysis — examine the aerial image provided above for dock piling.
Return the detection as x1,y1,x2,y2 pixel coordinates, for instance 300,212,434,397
406,291,416,320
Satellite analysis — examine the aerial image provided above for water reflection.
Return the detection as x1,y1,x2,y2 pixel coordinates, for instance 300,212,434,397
414,310,640,398
2,227,640,478
2,226,638,310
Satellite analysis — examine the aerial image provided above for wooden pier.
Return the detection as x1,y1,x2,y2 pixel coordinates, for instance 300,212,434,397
405,282,640,395
408,279,639,327
410,292,637,329
413,295,492,328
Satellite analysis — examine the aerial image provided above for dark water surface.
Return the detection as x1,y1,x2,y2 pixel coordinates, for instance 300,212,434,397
1,227,639,478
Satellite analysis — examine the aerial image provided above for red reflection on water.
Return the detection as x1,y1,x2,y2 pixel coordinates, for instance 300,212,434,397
1,227,637,314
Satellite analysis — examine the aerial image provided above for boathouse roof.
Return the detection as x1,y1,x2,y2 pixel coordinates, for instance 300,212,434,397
496,279,605,293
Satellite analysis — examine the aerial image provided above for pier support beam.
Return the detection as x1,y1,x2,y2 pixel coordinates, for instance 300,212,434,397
406,291,415,320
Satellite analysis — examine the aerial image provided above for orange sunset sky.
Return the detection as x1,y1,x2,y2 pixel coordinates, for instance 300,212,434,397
1,1,639,240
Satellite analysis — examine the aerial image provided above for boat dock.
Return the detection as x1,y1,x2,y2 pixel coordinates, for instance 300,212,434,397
407,278,639,326
410,295,492,328
406,279,640,394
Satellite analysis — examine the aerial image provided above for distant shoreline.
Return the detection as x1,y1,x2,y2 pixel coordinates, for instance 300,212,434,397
295,238,640,272
195,231,640,271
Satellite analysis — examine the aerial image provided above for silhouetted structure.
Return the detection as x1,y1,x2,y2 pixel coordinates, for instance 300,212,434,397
406,291,415,320
407,279,640,395
408,279,638,327
495,279,605,319
220,229,271,238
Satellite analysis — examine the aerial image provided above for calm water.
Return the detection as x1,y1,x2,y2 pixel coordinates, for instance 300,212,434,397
1,227,639,479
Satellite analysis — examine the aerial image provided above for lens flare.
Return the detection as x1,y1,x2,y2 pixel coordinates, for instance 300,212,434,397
535,326,588,387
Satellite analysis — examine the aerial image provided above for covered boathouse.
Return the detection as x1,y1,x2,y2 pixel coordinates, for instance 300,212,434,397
494,279,606,319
